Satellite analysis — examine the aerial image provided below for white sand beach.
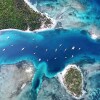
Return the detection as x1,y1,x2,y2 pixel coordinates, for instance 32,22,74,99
24,0,57,29
56,64,85,99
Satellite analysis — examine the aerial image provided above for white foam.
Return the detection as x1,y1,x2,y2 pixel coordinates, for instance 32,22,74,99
21,83,26,90
91,34,97,40
25,67,33,73
24,0,57,29
24,0,39,12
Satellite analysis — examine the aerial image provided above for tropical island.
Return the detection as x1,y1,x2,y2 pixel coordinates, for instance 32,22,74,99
64,67,82,97
0,0,52,30
57,64,84,99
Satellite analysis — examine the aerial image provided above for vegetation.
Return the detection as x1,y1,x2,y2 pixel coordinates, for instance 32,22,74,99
0,0,52,30
64,67,82,97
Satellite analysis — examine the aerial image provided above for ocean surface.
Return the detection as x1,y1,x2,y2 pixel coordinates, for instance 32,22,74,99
0,29,100,95
1,0,100,100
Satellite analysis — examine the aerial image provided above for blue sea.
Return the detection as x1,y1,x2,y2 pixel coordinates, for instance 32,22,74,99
0,0,100,100
0,28,100,99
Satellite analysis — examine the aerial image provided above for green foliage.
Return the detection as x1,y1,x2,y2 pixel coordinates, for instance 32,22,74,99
64,67,82,97
0,0,51,30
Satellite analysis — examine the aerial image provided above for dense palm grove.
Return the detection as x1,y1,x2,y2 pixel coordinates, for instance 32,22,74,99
0,0,51,30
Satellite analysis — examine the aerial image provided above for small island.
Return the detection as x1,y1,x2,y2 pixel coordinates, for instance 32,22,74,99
0,0,52,30
64,67,82,97
57,65,84,99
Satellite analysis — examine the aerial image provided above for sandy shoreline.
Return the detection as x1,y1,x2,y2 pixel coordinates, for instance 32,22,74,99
0,27,54,34
24,0,57,29
0,0,56,33
56,64,86,99
0,0,99,41
0,27,98,42
24,0,39,13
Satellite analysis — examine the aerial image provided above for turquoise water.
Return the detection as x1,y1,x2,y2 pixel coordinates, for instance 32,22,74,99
30,0,100,30
0,29,100,94
1,0,100,99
